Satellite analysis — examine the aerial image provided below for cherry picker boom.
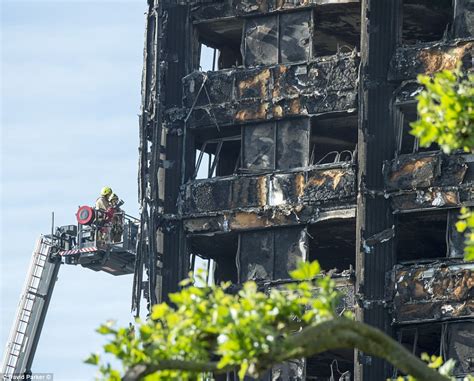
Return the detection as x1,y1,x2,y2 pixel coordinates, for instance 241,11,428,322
1,206,138,379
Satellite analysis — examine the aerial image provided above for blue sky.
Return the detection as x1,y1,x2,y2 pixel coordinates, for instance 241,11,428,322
1,1,147,378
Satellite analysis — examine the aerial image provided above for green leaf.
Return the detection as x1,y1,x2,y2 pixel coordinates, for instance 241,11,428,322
438,358,456,376
179,278,192,287
84,353,100,365
238,361,249,380
421,352,430,362
96,321,117,335
456,220,468,233
464,245,474,261
104,343,120,355
290,260,321,280
109,369,122,381
410,67,474,154
427,355,443,369
151,303,169,320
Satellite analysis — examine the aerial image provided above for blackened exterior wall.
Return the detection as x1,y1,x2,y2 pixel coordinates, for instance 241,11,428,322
136,0,474,379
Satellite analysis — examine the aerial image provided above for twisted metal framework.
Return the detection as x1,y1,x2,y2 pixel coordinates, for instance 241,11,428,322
133,0,166,315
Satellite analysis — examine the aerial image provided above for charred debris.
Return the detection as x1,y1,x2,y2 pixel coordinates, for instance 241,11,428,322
134,0,474,379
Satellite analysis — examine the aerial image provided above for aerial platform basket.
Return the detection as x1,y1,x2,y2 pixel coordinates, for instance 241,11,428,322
58,206,138,275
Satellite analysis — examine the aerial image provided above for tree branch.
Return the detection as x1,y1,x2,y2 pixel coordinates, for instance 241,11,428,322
265,318,448,381
123,360,234,381
123,318,449,381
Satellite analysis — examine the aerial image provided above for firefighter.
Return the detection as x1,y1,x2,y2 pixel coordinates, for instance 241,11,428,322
96,186,112,210
95,186,113,246
109,192,124,242
109,192,123,208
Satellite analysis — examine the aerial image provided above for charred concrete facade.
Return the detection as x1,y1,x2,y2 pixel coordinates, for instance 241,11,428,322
134,0,474,379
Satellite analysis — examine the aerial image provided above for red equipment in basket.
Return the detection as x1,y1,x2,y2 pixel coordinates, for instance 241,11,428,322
104,207,115,221
76,205,95,225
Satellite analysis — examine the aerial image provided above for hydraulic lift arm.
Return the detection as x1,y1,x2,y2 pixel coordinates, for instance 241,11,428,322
1,207,138,379
1,236,61,379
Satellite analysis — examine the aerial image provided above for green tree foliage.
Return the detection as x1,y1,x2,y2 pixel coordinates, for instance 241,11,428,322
87,262,454,381
410,68,474,154
395,354,474,381
410,68,474,261
87,262,338,380
455,207,474,261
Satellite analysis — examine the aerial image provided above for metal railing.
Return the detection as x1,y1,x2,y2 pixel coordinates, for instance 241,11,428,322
311,148,355,166
77,210,138,251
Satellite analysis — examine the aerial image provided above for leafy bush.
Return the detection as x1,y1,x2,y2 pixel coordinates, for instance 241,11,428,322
87,261,343,380
87,262,460,381
411,68,474,261
410,68,474,154
455,207,474,261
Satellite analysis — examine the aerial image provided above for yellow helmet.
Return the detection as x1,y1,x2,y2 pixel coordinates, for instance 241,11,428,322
101,186,112,196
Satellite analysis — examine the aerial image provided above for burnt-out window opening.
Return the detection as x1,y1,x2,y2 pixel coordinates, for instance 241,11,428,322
194,136,241,179
395,324,443,377
242,118,310,172
461,153,474,184
447,208,466,258
195,19,243,70
397,210,449,262
396,322,474,377
308,219,356,272
306,350,354,380
238,227,307,283
188,233,239,284
313,3,361,57
395,106,416,155
190,254,216,286
396,105,439,155
402,0,453,44
243,10,312,67
446,322,474,376
199,43,218,72
310,114,357,165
